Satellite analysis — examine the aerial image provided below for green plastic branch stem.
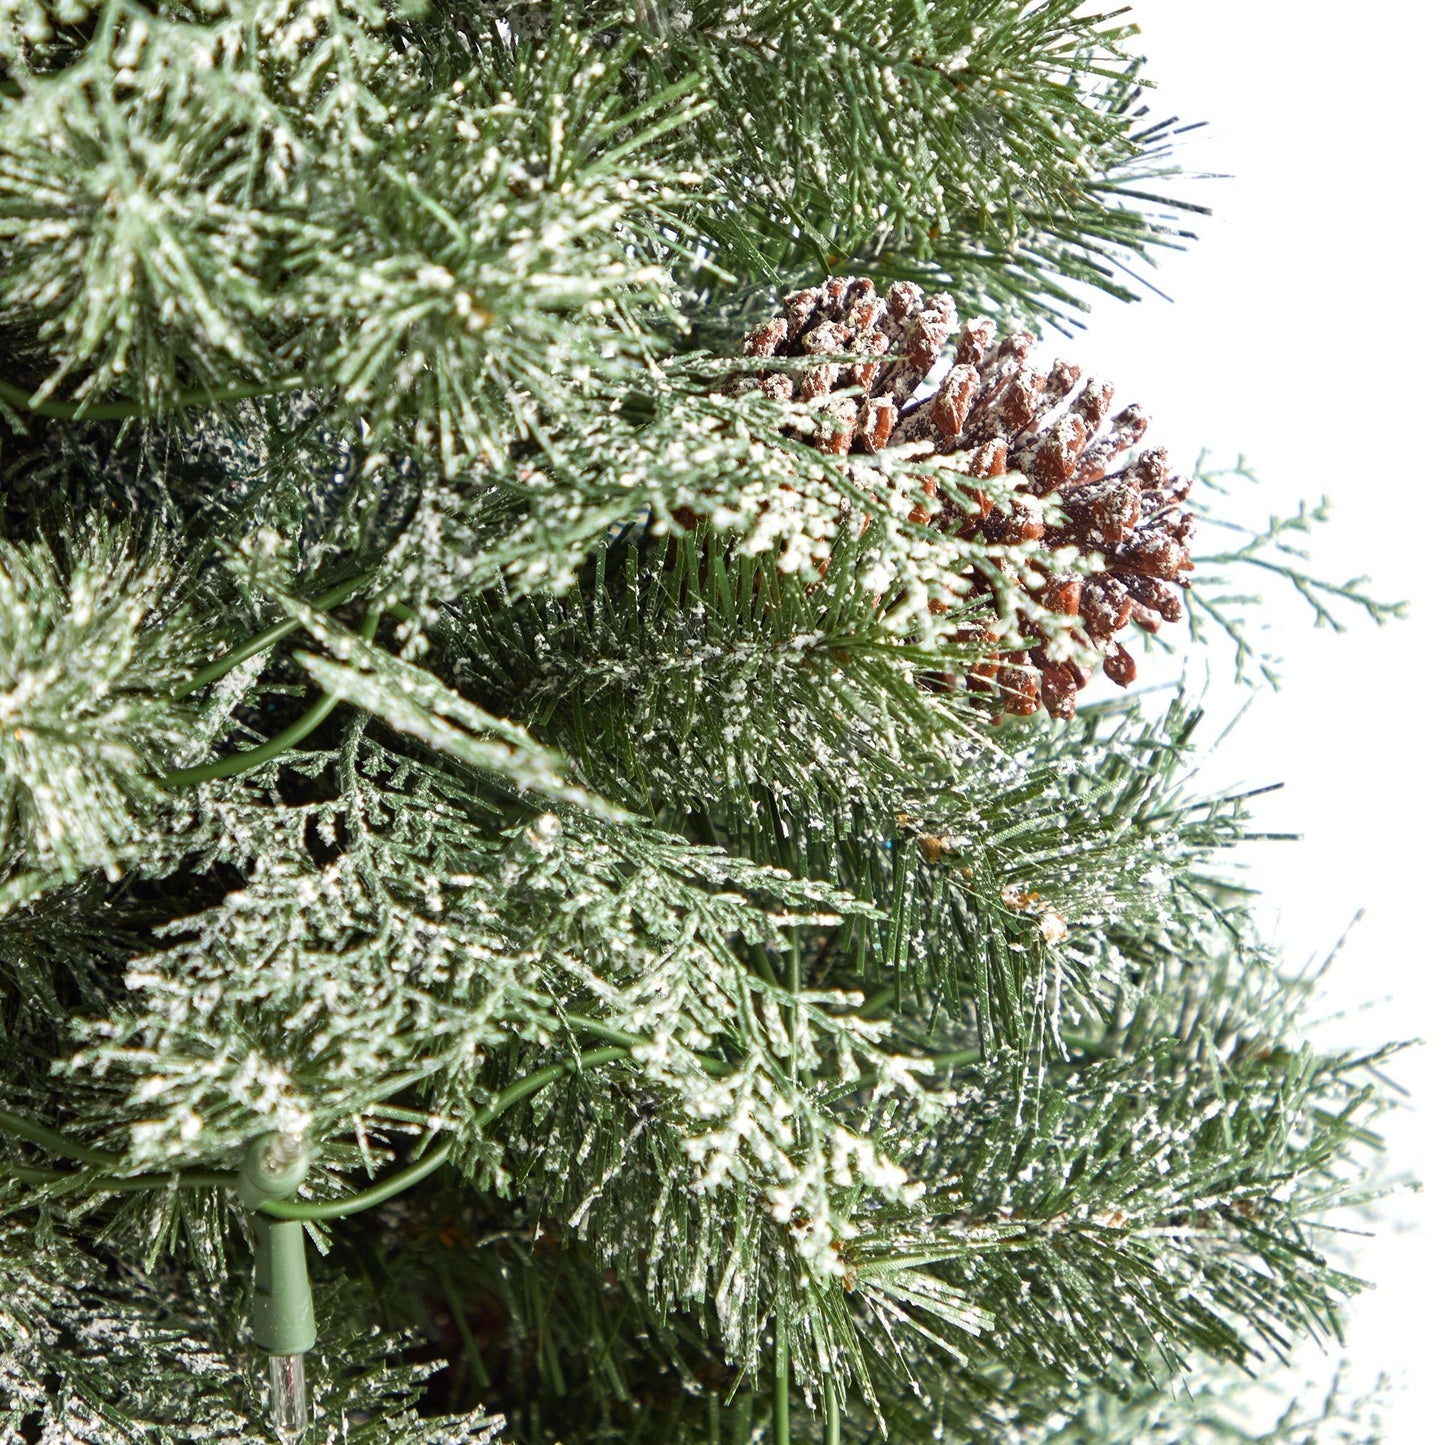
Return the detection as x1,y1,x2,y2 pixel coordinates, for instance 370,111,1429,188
258,1140,452,1222
559,1013,734,1077
2,1026,728,1219
0,372,306,422
166,690,350,787
163,692,347,788
2,1162,235,1190
0,1107,231,1189
0,1106,117,1166
824,1380,841,1445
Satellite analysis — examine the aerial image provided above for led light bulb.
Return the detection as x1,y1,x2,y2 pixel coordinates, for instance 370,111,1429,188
268,1351,309,1444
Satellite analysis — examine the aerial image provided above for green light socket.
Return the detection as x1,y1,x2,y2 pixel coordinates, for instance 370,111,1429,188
238,1133,310,1210
240,1134,316,1357
251,1215,317,1357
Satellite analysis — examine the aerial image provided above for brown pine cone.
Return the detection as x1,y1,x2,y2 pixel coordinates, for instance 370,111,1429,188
737,277,1195,720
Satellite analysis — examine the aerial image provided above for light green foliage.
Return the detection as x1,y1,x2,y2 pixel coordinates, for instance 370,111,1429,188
0,6,695,459
0,3,1397,1444
0,0,1195,425
283,24,701,472
1184,456,1406,687
0,53,278,406
492,0,1201,316
0,516,204,888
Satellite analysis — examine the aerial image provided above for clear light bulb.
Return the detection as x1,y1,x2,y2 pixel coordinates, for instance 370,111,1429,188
267,1352,309,1444
261,1132,305,1179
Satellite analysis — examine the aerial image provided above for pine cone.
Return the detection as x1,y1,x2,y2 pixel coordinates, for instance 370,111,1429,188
737,277,1195,719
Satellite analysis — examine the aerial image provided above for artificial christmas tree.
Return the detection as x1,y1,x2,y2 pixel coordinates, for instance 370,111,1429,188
0,4,1397,1444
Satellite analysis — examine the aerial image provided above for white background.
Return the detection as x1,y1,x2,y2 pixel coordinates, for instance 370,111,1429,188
1063,3,1444,1437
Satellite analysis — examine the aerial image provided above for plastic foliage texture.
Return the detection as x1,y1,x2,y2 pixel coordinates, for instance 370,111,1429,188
0,3,1403,1445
